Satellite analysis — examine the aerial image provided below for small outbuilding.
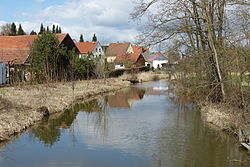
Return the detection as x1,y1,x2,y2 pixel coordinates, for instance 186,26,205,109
143,53,168,69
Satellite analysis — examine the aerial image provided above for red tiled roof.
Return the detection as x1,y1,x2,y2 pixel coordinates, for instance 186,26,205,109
0,48,30,64
75,42,98,54
114,45,147,64
0,34,68,64
55,34,68,43
105,43,130,57
0,35,37,49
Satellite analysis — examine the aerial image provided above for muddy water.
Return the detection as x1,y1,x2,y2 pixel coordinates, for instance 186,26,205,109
0,80,249,167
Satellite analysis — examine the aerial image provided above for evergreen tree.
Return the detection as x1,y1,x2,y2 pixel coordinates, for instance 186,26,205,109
92,34,97,42
58,27,62,33
30,30,37,35
46,26,50,33
17,24,25,35
39,24,45,34
56,25,59,33
79,34,84,42
52,25,55,33
29,33,71,82
10,22,17,36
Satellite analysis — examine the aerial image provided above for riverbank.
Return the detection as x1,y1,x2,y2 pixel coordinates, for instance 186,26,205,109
119,71,170,83
173,80,250,138
0,72,169,141
0,78,130,141
200,102,250,134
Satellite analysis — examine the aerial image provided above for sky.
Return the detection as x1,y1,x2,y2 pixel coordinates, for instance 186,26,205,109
0,0,141,44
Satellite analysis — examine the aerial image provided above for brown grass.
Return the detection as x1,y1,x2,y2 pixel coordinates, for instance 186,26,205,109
119,71,169,83
200,102,250,134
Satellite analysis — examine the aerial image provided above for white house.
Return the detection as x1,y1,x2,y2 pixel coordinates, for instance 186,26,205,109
144,53,168,69
76,42,105,59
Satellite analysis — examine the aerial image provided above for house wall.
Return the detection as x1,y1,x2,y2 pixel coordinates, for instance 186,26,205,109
60,34,79,53
152,60,168,69
115,64,125,69
93,43,105,57
126,44,134,54
136,55,146,67
107,56,116,63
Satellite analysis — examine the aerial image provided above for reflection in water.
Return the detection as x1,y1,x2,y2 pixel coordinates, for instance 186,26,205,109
0,80,250,167
30,107,78,146
108,87,145,109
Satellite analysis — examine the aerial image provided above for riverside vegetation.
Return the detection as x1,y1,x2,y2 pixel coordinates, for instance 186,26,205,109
131,0,250,136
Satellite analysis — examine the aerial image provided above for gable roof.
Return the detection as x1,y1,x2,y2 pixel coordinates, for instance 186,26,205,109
143,53,167,62
75,42,98,54
0,34,69,64
105,43,130,57
114,45,147,64
148,54,168,62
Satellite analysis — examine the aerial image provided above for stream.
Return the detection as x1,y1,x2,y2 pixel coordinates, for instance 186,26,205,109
0,80,249,167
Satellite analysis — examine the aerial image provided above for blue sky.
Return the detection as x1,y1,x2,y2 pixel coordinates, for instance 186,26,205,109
0,0,139,44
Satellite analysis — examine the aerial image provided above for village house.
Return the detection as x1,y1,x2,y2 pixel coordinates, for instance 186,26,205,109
143,53,168,69
105,43,134,64
105,43,147,69
0,33,78,84
75,41,105,59
114,45,147,69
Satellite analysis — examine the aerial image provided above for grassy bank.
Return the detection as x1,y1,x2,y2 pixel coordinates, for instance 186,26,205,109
0,78,130,141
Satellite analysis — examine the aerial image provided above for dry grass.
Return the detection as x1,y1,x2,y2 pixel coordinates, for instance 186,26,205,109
119,71,169,82
200,102,250,133
0,78,130,141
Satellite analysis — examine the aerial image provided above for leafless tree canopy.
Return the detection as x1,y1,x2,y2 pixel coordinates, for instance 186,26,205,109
0,23,12,35
131,0,250,104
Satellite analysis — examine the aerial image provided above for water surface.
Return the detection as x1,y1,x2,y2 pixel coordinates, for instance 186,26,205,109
0,80,249,167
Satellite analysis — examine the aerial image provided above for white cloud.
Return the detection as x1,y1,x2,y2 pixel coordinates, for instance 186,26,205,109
1,0,139,43
31,0,138,43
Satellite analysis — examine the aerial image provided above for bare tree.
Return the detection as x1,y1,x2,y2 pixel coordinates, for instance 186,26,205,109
131,0,250,102
0,23,12,35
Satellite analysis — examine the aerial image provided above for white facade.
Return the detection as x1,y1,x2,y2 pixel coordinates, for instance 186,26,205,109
107,56,116,63
115,64,125,69
152,60,168,69
93,43,105,58
79,42,105,59
145,55,168,69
